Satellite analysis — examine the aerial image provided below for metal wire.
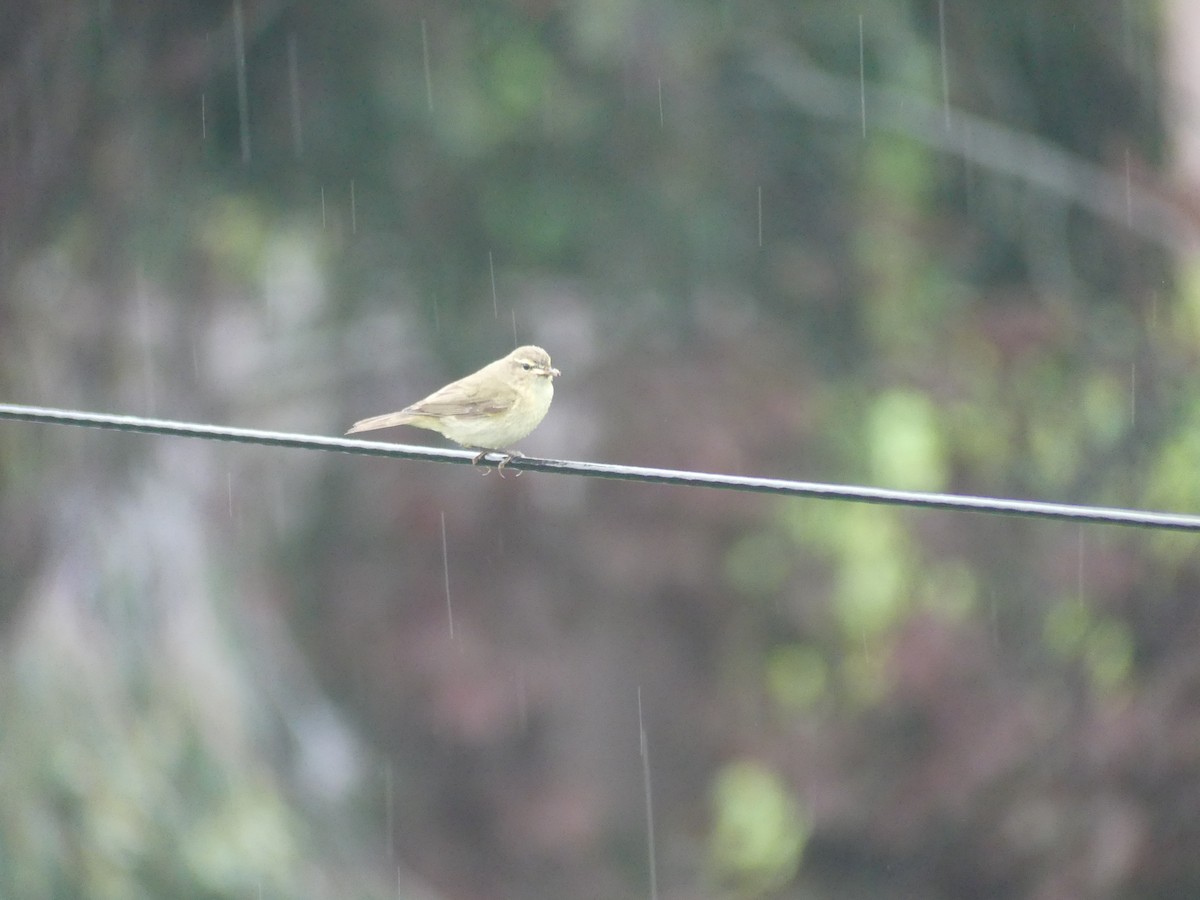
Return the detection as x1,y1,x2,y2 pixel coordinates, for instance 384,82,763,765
2,402,1199,532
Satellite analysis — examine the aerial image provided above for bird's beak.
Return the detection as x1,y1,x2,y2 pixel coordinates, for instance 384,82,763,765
549,366,561,378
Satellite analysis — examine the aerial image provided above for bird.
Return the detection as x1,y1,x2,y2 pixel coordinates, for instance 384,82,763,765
347,345,560,473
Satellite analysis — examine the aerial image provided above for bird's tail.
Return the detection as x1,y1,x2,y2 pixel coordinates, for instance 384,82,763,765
346,410,416,435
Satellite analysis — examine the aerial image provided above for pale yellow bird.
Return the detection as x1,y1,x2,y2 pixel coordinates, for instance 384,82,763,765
347,345,560,472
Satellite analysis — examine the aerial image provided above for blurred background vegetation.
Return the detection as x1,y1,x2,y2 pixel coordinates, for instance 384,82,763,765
3,0,1200,897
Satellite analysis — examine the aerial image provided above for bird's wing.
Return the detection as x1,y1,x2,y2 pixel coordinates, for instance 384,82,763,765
406,372,518,418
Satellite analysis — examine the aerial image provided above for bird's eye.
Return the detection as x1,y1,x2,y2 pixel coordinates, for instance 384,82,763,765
521,363,533,371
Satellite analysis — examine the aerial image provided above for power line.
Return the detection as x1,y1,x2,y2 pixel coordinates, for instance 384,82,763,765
2,402,1199,532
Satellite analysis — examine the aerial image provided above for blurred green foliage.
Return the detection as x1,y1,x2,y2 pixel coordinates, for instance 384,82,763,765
3,1,1199,899
0,615,308,900
709,759,810,896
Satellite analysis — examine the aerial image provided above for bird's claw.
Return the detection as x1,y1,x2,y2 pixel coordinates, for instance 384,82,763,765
471,450,524,478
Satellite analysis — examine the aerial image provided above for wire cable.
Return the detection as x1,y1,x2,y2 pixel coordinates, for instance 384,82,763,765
2,402,1198,532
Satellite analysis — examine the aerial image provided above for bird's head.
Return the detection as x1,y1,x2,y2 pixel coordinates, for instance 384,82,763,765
506,346,560,380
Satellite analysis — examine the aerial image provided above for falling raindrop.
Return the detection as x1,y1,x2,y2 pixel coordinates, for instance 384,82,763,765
489,251,499,318
638,687,659,900
511,308,518,345
201,31,211,140
858,15,866,137
757,186,763,248
233,0,250,162
1077,529,1085,606
1129,362,1136,426
287,33,304,158
1124,148,1133,228
963,120,976,214
516,671,528,730
384,760,395,857
227,471,233,518
136,268,155,412
350,180,358,235
938,0,950,128
320,185,327,229
657,78,664,128
421,20,434,112
441,510,454,639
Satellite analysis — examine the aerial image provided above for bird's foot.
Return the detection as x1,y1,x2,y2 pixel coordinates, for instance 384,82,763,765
471,449,524,477
497,451,525,477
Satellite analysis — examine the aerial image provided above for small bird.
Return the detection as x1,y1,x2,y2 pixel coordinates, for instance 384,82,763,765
347,345,560,473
